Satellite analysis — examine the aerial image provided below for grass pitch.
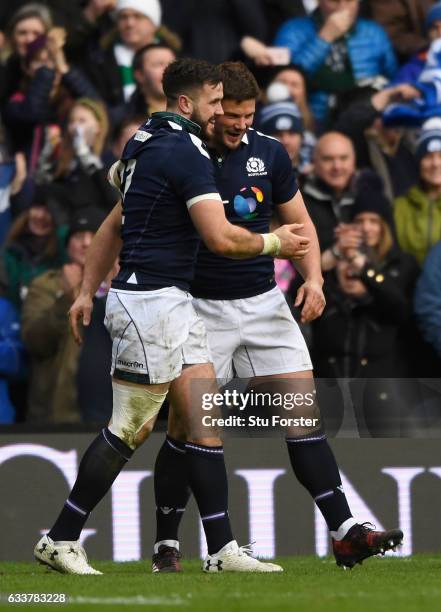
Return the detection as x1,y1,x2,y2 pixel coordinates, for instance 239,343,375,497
1,555,440,612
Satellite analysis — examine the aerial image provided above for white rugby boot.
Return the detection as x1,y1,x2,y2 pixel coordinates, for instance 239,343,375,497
34,535,102,575
203,540,283,573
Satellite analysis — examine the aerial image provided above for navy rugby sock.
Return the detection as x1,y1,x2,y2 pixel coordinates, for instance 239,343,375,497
185,442,234,555
48,428,133,542
286,434,353,533
154,435,191,547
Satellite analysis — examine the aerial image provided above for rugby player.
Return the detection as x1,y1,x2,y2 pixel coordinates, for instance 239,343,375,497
33,58,307,575
151,62,403,572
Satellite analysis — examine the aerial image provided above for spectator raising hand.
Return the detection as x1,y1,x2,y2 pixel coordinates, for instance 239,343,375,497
274,0,398,124
319,0,358,43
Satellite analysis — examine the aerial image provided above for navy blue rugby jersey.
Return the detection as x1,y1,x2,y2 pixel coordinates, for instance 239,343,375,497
111,112,221,292
190,128,298,299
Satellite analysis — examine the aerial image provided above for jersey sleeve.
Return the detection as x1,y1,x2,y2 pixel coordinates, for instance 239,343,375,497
272,142,298,205
169,135,222,209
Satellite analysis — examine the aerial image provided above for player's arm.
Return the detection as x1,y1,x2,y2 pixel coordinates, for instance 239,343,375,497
69,201,123,344
189,198,308,260
276,191,325,322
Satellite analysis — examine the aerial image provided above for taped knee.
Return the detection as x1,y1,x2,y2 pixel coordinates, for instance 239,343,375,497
109,381,167,449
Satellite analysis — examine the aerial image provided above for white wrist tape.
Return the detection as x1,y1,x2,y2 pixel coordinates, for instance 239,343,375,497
260,233,281,257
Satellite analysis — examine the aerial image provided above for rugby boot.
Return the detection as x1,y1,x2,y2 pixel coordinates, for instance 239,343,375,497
332,522,403,569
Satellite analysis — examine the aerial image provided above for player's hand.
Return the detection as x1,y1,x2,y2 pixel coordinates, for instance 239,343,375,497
69,292,94,346
294,280,326,323
274,223,310,260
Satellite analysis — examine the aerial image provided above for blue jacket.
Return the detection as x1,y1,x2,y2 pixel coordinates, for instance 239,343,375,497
0,297,26,423
414,242,441,358
274,16,398,121
392,49,427,86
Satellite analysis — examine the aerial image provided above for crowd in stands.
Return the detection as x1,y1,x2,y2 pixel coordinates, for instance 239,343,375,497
0,0,440,427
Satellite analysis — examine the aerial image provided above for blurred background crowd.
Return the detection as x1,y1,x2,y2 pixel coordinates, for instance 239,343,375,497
0,0,440,428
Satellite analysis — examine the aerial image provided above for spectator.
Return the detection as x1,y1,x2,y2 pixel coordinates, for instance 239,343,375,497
0,117,27,243
269,65,315,131
0,3,53,106
0,293,27,424
394,2,441,86
274,0,398,125
85,0,177,113
21,207,113,424
311,185,420,436
258,94,306,170
34,97,119,223
262,0,310,41
394,121,441,264
312,184,419,377
302,131,379,270
333,83,420,200
64,0,117,68
415,240,441,358
1,188,67,309
2,26,99,163
166,0,270,66
369,0,433,62
110,42,175,125
106,113,145,166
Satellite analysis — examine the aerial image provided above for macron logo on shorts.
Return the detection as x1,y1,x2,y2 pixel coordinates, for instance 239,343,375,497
117,359,145,369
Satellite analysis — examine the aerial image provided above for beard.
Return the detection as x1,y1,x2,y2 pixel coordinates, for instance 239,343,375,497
190,108,213,142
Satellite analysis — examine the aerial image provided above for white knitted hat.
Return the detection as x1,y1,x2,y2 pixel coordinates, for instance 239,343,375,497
116,0,162,27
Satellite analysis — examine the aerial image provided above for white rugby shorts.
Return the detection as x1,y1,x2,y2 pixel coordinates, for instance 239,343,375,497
193,285,312,381
105,286,211,384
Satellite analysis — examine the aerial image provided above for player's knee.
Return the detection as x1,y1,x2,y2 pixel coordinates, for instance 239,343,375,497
108,380,167,450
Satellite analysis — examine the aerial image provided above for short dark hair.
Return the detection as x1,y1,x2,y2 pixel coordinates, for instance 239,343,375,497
219,62,260,102
162,58,222,102
132,43,175,73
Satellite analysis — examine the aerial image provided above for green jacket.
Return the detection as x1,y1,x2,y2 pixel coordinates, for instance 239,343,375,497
3,225,68,310
394,186,441,265
21,268,81,423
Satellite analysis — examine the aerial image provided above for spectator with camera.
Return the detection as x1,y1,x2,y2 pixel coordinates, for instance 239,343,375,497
21,207,113,424
311,182,420,435
0,3,53,107
2,23,99,163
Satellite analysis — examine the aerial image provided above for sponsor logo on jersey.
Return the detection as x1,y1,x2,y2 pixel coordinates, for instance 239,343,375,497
246,157,267,176
134,130,151,142
233,186,264,219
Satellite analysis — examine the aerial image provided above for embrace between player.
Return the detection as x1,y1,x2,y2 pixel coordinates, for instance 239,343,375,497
34,58,402,575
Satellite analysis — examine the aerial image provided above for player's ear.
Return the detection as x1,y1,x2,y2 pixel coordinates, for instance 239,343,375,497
177,94,193,116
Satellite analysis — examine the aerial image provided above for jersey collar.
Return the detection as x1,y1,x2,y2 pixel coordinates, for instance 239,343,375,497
151,112,201,136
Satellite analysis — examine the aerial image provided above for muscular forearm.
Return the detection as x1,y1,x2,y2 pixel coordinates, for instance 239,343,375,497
80,202,122,297
293,217,323,283
277,191,323,281
214,221,264,259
